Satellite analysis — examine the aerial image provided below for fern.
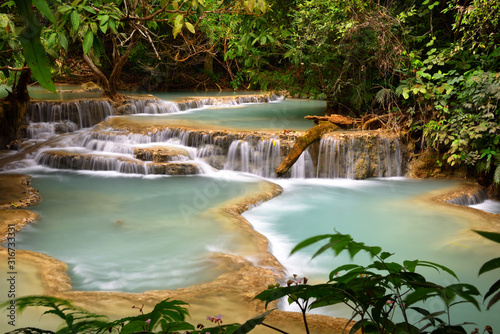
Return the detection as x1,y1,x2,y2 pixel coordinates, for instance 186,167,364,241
1,296,108,334
375,87,394,106
494,164,500,184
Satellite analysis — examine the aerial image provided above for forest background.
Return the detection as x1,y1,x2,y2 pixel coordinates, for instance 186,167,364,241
0,0,499,189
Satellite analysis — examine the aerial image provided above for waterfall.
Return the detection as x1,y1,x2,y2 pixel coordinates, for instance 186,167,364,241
34,149,201,175
175,93,283,111
315,135,403,179
11,92,408,180
291,151,315,178
224,138,282,177
121,93,284,114
6,120,407,179
123,99,181,114
27,100,114,130
447,189,488,206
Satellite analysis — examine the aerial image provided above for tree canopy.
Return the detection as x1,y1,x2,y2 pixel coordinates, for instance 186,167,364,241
1,0,499,185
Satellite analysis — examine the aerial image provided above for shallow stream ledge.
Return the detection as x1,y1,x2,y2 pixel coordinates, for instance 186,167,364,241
0,173,356,334
427,181,500,233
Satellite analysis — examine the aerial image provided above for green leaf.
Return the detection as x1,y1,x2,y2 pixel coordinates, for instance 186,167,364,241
15,0,56,94
83,5,96,13
120,320,148,334
349,319,372,334
380,251,393,260
404,287,440,307
290,234,334,255
32,0,56,24
415,260,458,280
99,22,108,34
70,9,80,31
98,14,109,25
445,284,481,310
474,230,500,244
82,30,93,55
494,165,500,184
486,290,500,310
46,48,58,58
478,257,500,275
108,18,116,33
90,22,98,34
59,32,68,51
232,309,274,334
58,5,73,13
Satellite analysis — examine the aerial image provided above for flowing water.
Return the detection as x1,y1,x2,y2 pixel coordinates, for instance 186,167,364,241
15,171,262,292
243,178,500,327
2,89,500,330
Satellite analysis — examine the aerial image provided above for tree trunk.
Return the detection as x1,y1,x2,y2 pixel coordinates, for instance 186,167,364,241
204,52,214,77
108,33,140,97
83,54,111,95
83,33,139,99
0,68,31,148
275,122,340,177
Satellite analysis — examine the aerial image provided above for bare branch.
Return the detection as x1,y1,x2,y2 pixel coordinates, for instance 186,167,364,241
133,22,161,60
0,66,29,72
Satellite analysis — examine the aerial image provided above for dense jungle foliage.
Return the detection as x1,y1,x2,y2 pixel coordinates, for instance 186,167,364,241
0,0,499,185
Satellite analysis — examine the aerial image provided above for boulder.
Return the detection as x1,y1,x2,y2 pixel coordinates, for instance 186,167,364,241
134,146,191,162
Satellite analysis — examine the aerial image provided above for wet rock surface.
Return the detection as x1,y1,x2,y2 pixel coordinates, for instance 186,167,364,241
134,146,191,162
0,174,40,242
0,174,41,209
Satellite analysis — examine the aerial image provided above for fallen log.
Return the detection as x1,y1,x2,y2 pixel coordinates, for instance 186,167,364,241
276,121,340,177
304,114,357,127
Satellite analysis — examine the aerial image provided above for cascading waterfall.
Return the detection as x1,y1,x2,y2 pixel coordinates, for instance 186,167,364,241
123,99,181,114
291,151,315,178
224,138,282,177
315,135,403,179
121,93,283,114
27,100,114,130
11,93,408,179
447,189,489,206
7,122,408,178
24,94,283,139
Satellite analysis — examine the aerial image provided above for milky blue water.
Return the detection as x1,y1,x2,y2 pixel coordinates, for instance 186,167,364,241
122,97,325,131
243,178,500,330
13,171,261,292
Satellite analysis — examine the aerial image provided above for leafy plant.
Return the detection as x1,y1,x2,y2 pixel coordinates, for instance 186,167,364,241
1,296,108,333
1,296,251,334
475,231,500,310
253,232,481,334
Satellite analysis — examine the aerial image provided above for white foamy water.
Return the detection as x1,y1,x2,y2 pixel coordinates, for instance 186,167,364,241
470,199,500,214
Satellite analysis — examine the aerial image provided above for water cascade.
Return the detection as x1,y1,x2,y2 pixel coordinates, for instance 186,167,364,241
224,138,283,177
24,93,283,140
7,113,408,179
26,100,114,138
314,133,403,179
447,188,489,206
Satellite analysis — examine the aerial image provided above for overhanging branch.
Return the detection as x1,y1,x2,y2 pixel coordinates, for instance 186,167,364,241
0,66,30,72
